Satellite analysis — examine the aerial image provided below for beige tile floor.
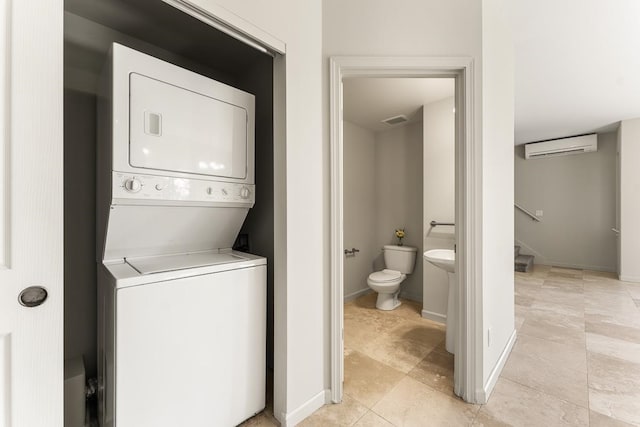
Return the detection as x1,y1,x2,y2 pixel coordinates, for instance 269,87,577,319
241,266,640,426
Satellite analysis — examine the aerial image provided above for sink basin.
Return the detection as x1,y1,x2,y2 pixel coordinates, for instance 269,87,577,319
423,249,455,273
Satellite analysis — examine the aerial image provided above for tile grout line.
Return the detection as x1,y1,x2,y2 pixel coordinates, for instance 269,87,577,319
582,274,593,426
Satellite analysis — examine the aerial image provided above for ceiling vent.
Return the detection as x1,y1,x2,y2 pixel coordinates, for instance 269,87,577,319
381,114,408,126
524,134,597,160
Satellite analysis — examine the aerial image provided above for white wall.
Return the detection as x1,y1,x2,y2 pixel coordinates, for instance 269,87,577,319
515,133,617,272
481,0,515,394
619,118,640,282
422,97,455,322
375,122,424,301
343,121,377,300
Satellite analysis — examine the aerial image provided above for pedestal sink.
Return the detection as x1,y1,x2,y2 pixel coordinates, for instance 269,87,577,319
423,249,456,354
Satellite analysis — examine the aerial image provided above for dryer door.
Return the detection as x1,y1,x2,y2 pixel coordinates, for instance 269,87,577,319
129,73,248,179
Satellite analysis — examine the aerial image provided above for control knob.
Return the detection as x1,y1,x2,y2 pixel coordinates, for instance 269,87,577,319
240,187,251,200
123,178,142,193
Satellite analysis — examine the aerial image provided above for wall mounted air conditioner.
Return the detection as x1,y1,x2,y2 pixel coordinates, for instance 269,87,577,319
524,134,597,160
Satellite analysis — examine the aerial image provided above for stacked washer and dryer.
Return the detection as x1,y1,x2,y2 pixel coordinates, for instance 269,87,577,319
96,43,266,427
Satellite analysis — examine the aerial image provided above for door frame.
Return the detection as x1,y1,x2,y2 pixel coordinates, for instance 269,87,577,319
329,56,482,403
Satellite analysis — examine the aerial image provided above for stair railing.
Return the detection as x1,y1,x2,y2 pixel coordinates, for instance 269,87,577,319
514,203,541,222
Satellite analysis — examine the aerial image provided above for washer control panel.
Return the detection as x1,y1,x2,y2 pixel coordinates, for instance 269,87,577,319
112,172,255,205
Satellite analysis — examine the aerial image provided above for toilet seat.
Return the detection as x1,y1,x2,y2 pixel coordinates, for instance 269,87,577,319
367,268,406,310
368,269,402,283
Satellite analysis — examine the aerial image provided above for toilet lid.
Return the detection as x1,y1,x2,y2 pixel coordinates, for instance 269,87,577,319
369,269,402,282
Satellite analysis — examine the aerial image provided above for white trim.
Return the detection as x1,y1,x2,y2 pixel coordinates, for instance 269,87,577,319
343,287,371,303
271,51,288,425
454,59,483,404
0,0,10,269
280,389,328,427
329,56,480,404
478,329,517,404
619,275,640,283
161,0,285,54
329,57,344,403
0,333,10,426
421,309,446,323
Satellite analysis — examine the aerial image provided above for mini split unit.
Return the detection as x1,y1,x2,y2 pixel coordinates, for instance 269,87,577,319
524,134,598,160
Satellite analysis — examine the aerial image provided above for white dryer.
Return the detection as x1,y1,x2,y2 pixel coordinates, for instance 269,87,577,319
96,44,266,427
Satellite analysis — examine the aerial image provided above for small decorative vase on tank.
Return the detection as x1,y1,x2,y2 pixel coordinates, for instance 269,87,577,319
395,228,405,246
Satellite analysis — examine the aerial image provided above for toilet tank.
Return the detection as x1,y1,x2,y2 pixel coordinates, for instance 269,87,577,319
383,245,417,274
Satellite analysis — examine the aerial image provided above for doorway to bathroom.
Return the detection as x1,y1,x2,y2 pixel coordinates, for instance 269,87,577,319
329,57,482,405
340,76,458,412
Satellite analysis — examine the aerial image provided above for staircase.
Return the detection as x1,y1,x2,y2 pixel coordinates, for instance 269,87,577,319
514,245,534,273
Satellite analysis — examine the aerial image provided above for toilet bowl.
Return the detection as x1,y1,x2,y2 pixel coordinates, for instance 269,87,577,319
367,269,406,310
367,245,417,310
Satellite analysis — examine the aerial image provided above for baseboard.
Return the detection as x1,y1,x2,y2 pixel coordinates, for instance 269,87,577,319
515,239,616,273
478,329,517,404
281,389,328,427
546,261,616,273
421,309,446,324
400,292,422,303
619,274,640,283
344,287,372,303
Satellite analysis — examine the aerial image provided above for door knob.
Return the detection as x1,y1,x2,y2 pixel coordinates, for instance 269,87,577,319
18,286,48,307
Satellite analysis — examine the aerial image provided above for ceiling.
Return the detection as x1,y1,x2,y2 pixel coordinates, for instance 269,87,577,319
343,78,455,133
344,1,640,145
512,0,640,144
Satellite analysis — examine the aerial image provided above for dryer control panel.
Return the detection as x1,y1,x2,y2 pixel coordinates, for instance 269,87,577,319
112,172,255,206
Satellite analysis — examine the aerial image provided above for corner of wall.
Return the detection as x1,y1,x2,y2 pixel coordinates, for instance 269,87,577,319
280,389,329,427
480,329,516,403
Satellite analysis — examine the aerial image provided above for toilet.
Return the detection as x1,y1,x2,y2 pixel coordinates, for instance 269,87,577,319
367,245,417,310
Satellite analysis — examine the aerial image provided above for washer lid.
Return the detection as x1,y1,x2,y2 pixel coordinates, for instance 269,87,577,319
369,269,402,282
126,251,248,275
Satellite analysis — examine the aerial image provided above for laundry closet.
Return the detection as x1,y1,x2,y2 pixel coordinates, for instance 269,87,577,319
64,0,275,424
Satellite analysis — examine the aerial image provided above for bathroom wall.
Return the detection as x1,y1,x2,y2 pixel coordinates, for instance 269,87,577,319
515,132,617,272
375,121,424,301
422,97,455,321
343,121,377,300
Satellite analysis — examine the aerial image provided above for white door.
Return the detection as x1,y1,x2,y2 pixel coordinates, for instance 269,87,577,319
0,0,64,426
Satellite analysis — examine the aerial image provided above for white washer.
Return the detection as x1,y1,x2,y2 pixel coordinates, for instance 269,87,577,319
99,251,266,427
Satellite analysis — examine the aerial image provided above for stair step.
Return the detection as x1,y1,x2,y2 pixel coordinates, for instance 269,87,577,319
515,254,534,273
514,245,521,258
